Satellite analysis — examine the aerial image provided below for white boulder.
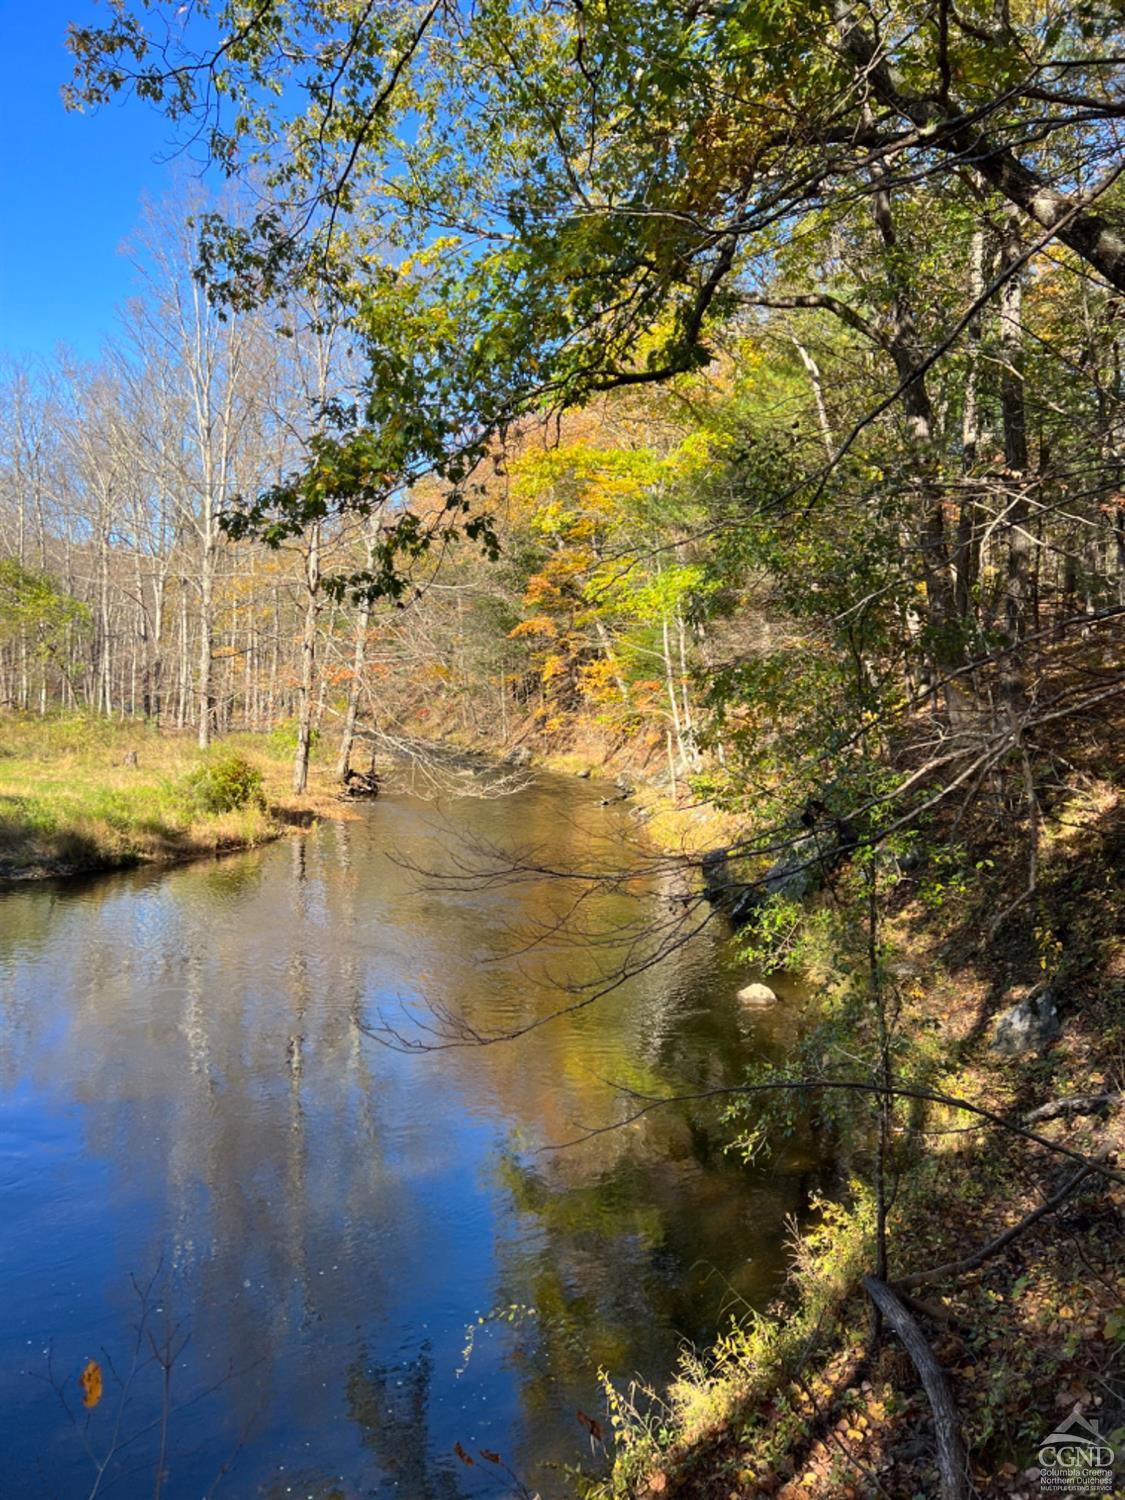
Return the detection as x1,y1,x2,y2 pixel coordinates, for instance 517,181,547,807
737,982,778,1006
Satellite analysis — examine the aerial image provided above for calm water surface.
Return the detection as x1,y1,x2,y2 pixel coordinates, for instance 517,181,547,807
0,776,821,1498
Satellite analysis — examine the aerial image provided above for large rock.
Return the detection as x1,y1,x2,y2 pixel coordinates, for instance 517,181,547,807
700,815,859,928
991,989,1061,1055
701,847,741,903
762,835,821,902
737,982,778,1006
503,745,533,767
701,849,762,925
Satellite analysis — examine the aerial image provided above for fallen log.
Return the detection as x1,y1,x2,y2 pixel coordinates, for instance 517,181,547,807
863,1276,969,1500
1023,1092,1121,1125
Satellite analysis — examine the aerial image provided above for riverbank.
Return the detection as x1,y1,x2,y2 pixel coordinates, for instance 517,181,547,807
591,749,1124,1498
0,712,348,882
388,708,742,857
402,721,1121,1493
0,706,693,887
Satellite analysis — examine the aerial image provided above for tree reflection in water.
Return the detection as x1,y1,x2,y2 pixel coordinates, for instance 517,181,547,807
0,778,825,1498
347,1342,470,1500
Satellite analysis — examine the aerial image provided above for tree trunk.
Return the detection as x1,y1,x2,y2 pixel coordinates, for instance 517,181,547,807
336,590,373,779
1000,212,1031,649
868,151,955,667
177,583,190,730
197,509,216,748
954,228,985,626
293,522,321,794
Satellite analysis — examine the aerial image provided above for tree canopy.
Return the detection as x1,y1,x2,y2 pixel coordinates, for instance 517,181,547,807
66,0,1125,595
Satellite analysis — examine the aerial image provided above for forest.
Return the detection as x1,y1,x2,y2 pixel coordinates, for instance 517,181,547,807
1,0,1123,1496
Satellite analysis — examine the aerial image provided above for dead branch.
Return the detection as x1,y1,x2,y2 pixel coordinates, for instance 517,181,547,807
1023,1092,1122,1124
361,728,536,799
542,1076,1125,1185
862,1276,969,1500
894,1161,1098,1291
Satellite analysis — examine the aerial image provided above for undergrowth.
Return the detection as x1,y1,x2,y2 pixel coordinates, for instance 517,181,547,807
587,760,1123,1499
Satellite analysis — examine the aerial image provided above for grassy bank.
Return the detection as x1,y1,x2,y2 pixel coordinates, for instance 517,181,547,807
0,712,348,881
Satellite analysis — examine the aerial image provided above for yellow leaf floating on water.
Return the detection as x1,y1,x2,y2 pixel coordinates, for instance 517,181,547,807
80,1359,102,1409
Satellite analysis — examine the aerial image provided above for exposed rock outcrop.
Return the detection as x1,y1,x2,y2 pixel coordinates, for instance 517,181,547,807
701,809,859,927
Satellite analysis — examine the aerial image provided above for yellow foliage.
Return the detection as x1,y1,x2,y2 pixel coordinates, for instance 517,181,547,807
577,657,624,704
508,616,558,639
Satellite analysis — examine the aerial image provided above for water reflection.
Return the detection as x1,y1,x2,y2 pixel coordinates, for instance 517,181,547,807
0,777,824,1498
347,1344,470,1499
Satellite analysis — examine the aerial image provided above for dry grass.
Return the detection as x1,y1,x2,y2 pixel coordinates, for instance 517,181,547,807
630,784,739,857
0,711,350,880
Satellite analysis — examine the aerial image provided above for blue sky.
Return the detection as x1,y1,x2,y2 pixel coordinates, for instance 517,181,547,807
0,1,201,361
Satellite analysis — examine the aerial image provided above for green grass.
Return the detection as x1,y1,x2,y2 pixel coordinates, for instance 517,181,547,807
0,711,341,879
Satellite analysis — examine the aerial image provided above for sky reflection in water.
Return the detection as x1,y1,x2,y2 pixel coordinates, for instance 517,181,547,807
0,778,821,1498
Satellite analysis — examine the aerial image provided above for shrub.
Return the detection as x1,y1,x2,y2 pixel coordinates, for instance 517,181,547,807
266,718,320,756
184,753,265,815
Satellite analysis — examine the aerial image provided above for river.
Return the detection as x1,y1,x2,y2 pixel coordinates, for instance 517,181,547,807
0,774,821,1499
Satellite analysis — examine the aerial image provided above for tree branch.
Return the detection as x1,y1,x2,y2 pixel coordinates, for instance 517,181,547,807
739,292,889,349
894,1162,1098,1290
833,0,1125,290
